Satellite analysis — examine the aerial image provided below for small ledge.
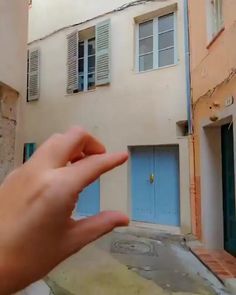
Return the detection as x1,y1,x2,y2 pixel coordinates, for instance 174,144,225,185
207,27,225,49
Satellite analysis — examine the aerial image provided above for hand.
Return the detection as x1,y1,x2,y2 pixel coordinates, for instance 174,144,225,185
0,127,129,294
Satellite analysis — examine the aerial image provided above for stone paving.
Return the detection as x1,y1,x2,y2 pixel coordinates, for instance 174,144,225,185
19,227,233,295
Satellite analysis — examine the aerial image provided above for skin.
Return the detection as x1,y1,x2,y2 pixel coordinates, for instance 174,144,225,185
0,127,129,294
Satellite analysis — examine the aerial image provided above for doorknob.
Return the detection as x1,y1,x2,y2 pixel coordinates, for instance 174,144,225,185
150,173,155,184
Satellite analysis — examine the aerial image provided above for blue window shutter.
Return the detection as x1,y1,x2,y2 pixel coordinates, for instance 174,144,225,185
96,20,111,86
24,143,36,162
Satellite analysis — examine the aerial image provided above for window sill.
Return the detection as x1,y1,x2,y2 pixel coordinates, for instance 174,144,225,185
65,89,96,97
207,27,225,49
135,62,178,75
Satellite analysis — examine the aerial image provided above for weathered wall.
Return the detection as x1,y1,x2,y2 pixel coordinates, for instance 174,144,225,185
188,0,236,239
0,86,18,183
24,0,191,232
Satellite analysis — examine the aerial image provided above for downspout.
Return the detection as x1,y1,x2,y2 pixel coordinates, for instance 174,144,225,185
184,0,192,134
184,0,198,236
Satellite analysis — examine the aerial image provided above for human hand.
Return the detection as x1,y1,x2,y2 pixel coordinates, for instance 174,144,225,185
0,127,129,294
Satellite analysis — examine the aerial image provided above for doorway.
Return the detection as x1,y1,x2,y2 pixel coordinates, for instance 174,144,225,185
221,124,236,256
131,146,180,226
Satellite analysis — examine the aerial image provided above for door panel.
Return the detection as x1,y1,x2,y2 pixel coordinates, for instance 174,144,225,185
76,180,100,217
131,147,155,223
221,124,236,255
154,146,180,226
131,146,180,226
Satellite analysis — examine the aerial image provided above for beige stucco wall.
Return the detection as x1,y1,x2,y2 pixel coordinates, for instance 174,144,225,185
24,0,191,233
0,0,28,179
189,0,236,239
0,0,28,92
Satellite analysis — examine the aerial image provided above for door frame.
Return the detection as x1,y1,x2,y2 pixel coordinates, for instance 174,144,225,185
200,108,236,251
129,144,181,229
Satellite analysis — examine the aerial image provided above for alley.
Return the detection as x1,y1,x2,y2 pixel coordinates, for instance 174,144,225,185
24,228,231,295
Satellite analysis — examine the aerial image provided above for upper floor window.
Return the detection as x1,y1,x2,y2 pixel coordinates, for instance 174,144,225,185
66,20,111,95
137,13,176,72
208,0,224,39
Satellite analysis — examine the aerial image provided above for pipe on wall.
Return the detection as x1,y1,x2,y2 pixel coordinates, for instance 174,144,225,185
183,0,192,134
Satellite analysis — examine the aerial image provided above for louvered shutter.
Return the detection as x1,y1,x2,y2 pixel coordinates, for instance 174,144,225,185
96,20,111,86
67,31,78,94
28,48,40,101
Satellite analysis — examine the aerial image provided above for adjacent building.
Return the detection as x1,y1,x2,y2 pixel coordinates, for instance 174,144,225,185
0,0,28,182
22,0,191,233
189,0,236,281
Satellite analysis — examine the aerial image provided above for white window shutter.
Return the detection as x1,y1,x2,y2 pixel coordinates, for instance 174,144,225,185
67,31,78,94
28,48,40,101
96,20,111,86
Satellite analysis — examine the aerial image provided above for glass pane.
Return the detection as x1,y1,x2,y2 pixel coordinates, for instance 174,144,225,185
139,53,153,71
88,56,95,73
139,37,153,55
79,58,84,74
88,38,96,56
158,13,174,33
159,47,174,67
88,73,95,90
79,42,84,58
139,20,153,39
78,75,84,92
158,30,174,50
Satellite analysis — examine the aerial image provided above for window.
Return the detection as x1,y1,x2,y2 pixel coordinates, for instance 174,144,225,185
138,13,176,72
66,20,111,95
78,38,96,92
208,0,224,39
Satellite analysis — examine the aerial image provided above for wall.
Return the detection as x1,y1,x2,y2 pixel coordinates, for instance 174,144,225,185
24,0,191,232
0,0,28,92
0,0,28,180
188,0,236,239
0,85,18,182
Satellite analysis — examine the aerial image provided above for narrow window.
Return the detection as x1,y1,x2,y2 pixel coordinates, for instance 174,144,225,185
158,13,175,67
209,0,224,39
78,38,96,92
139,20,154,71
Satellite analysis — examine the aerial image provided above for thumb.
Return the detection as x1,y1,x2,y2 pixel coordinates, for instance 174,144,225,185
69,211,129,252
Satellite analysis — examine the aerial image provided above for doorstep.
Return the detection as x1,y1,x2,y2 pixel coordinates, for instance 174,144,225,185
191,247,236,292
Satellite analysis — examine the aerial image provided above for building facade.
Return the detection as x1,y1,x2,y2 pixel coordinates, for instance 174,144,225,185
189,0,236,257
23,0,191,233
0,0,28,182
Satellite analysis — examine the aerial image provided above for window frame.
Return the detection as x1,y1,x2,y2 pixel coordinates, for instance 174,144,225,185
78,37,96,93
207,0,224,42
136,12,177,73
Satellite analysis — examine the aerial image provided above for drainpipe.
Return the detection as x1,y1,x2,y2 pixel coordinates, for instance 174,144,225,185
184,0,198,236
184,0,192,134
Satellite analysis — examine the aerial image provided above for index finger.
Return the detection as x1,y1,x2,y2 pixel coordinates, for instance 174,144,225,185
31,127,106,168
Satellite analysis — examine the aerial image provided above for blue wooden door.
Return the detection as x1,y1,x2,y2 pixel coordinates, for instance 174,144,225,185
154,146,180,226
131,146,180,226
131,147,155,223
76,180,100,217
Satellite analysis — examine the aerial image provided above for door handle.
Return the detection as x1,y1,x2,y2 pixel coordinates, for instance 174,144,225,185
150,173,155,184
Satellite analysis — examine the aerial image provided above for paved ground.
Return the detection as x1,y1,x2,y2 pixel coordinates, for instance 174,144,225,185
20,227,232,295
